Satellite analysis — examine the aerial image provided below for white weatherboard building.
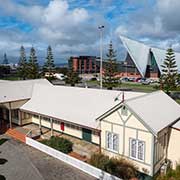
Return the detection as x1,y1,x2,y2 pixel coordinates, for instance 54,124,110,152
120,36,180,77
0,79,180,177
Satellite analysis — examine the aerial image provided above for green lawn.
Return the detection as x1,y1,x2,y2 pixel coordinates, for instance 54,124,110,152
175,99,180,104
119,82,157,93
0,76,20,80
87,80,157,93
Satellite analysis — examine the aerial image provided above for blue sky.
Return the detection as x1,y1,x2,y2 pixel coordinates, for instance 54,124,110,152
0,0,180,64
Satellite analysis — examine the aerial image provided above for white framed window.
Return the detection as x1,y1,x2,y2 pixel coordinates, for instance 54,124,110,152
113,134,118,152
107,132,112,149
131,139,137,158
106,131,119,152
138,141,145,160
130,138,145,161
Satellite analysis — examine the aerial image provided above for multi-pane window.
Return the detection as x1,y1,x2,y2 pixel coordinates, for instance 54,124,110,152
107,132,112,149
131,139,137,158
12,109,18,119
106,131,119,152
130,138,145,161
43,117,50,122
113,134,118,151
138,141,145,160
33,114,39,119
53,119,60,124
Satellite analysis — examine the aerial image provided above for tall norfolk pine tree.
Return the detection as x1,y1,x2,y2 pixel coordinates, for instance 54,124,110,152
28,47,39,79
103,41,118,90
161,48,178,93
17,46,28,80
43,45,55,75
2,53,8,64
65,67,81,86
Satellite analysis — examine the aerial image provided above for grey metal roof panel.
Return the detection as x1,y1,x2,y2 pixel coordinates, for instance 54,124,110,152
125,91,180,134
0,79,51,103
21,84,145,129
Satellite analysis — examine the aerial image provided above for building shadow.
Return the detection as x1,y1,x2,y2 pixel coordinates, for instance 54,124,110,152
0,175,6,180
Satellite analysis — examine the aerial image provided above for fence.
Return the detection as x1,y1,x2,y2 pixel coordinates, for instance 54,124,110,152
26,137,121,180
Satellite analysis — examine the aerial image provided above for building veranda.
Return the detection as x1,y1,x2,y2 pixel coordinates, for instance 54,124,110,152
1,79,180,178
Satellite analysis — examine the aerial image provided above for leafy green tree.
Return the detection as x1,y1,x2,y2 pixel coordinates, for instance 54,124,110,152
161,48,178,93
43,45,55,75
17,46,28,80
103,41,118,90
27,47,39,79
65,67,81,86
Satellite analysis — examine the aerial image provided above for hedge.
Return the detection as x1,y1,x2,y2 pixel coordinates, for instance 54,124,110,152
41,136,73,154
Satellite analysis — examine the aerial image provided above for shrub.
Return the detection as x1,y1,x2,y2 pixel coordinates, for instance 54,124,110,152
156,164,180,180
106,157,138,179
89,153,109,171
0,138,8,145
89,153,138,179
41,136,73,154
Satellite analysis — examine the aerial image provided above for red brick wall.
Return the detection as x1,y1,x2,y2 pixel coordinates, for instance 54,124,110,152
73,58,78,72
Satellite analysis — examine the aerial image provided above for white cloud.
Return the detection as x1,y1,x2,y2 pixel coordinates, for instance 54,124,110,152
0,0,100,62
115,0,180,52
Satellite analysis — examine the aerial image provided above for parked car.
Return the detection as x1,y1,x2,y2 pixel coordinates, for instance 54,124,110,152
54,73,65,80
128,77,135,82
120,77,129,82
134,77,142,82
141,78,152,85
138,78,146,83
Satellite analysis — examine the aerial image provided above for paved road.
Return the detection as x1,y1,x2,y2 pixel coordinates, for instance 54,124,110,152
0,136,96,180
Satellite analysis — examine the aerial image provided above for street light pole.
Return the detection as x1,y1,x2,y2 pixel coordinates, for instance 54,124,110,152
98,25,104,89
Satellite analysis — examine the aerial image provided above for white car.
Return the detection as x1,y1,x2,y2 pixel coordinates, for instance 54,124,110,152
54,73,65,80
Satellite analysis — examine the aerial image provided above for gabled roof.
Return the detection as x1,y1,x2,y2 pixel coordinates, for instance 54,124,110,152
125,91,180,135
0,79,52,103
97,90,180,135
20,84,145,129
120,36,150,77
120,35,180,76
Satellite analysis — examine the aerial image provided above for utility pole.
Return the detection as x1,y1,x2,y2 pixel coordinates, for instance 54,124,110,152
98,25,104,89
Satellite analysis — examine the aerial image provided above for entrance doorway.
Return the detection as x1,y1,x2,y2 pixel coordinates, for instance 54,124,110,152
82,128,92,143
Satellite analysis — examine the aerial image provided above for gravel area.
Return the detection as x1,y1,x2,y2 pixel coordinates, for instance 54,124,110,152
0,136,96,180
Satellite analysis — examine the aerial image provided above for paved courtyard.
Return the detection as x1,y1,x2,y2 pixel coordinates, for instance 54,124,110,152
0,135,96,180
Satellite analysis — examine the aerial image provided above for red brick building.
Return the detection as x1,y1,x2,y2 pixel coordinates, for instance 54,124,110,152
68,56,100,74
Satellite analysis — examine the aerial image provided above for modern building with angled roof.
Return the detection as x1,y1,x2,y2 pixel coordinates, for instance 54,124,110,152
120,36,180,78
1,79,180,178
